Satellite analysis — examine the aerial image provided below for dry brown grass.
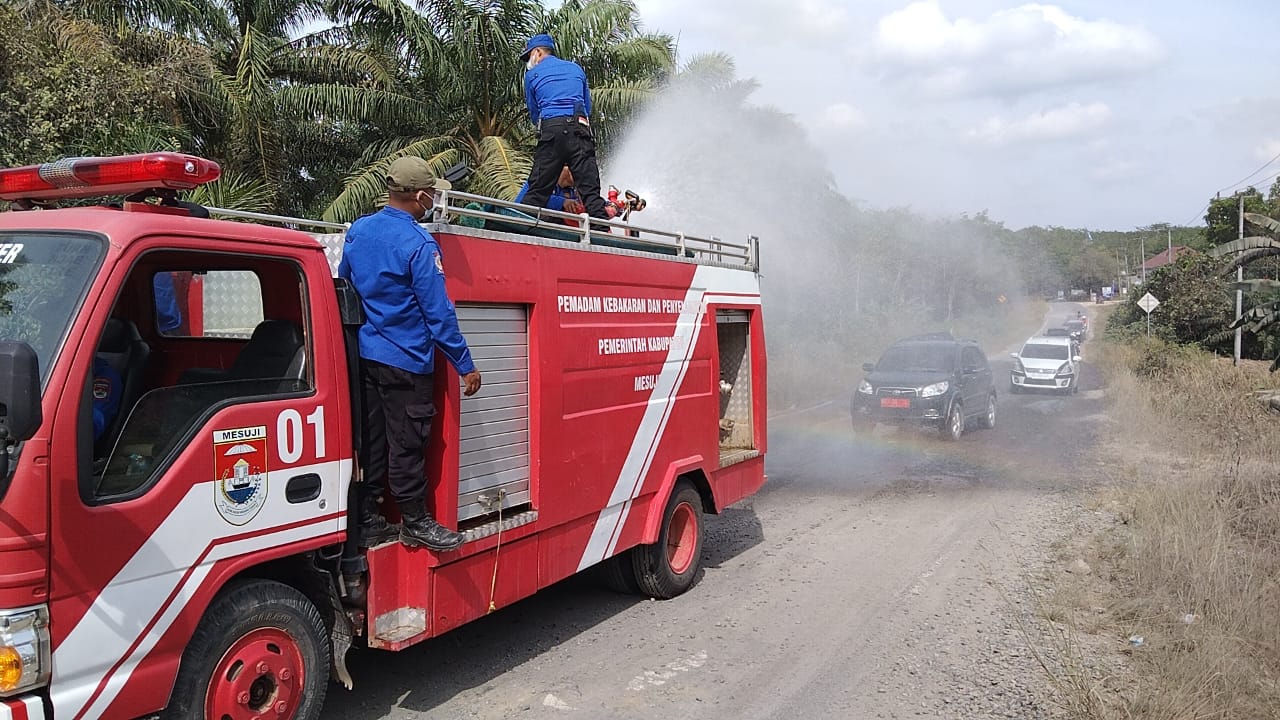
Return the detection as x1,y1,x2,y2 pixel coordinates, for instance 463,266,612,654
1049,337,1280,719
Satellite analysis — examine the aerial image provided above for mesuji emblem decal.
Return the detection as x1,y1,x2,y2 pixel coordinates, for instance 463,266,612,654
213,425,268,525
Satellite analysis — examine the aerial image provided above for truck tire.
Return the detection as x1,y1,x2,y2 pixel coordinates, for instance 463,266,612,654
632,482,703,599
599,549,641,594
163,579,330,720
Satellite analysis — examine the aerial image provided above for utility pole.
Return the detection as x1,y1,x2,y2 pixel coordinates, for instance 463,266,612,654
1141,236,1146,285
1235,194,1244,365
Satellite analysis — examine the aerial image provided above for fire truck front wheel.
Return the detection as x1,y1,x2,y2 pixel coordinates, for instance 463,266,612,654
163,579,331,720
632,482,704,599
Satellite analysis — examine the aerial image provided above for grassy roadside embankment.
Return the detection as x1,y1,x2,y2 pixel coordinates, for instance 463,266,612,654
1043,324,1280,718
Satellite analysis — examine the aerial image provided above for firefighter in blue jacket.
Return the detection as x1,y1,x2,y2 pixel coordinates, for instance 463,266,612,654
520,34,609,220
91,356,121,442
338,156,483,552
515,165,585,216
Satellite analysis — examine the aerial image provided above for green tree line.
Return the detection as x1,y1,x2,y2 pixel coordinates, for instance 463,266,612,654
1,0,672,219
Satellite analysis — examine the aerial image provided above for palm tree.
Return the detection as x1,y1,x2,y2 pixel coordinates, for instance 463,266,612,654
321,0,673,222
1211,212,1280,367
48,0,424,213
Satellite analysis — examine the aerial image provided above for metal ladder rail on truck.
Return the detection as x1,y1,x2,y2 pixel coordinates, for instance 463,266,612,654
0,152,768,720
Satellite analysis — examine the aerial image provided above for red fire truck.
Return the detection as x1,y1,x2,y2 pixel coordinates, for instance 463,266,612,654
0,153,767,720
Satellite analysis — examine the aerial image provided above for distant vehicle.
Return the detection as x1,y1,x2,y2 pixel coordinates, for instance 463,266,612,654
1044,327,1071,337
851,333,997,441
1064,318,1087,341
1010,336,1081,395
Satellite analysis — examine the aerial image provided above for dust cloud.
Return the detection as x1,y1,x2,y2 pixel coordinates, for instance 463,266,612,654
605,68,1025,409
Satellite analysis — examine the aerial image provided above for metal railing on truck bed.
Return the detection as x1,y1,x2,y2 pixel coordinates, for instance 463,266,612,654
207,189,760,273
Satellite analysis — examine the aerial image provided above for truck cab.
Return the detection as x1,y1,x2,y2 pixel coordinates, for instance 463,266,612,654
0,203,352,719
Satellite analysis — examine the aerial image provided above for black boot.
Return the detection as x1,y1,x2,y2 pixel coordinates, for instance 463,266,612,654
397,501,464,551
358,494,399,549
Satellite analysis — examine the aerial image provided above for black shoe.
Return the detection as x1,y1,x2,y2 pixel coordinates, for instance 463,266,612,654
398,502,464,551
359,514,400,548
358,494,400,548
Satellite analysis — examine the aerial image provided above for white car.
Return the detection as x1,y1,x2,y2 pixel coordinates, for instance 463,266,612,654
1010,335,1080,394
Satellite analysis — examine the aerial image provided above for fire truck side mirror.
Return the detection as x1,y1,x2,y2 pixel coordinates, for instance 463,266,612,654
0,342,41,443
333,278,366,327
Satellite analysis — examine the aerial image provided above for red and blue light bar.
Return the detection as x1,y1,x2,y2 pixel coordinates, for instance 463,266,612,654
0,153,221,202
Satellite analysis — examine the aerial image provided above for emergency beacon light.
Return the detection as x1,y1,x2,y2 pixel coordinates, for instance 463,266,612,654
0,153,221,202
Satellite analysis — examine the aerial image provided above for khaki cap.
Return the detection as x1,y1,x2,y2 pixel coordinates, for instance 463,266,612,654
385,156,452,192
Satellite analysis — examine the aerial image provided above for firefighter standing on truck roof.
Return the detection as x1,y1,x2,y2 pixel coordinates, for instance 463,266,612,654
338,156,483,552
515,165,585,216
519,33,610,220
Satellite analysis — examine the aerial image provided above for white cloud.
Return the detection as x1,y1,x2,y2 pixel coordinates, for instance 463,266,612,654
1091,158,1140,182
870,1,1164,97
640,0,850,45
1255,138,1280,162
812,102,867,132
969,102,1112,144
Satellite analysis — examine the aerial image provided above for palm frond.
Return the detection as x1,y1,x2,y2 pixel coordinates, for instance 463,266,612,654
323,136,460,222
1202,328,1237,346
329,0,444,65
186,171,276,212
1221,247,1280,275
278,84,429,124
1230,299,1280,331
274,44,394,86
1232,279,1280,293
1245,212,1280,236
590,80,658,119
470,135,532,200
1209,236,1280,257
81,122,189,156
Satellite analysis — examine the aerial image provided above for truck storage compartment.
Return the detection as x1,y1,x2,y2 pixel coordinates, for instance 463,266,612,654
717,310,756,466
455,304,531,522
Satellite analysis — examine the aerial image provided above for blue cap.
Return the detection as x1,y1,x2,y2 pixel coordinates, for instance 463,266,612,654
521,34,555,61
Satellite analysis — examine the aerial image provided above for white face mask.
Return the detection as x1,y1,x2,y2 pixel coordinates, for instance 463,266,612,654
526,57,536,71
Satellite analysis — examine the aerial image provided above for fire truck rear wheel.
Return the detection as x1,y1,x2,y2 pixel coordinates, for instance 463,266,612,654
163,579,330,720
632,482,703,599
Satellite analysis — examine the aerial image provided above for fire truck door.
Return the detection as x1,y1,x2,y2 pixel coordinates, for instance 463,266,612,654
45,252,348,720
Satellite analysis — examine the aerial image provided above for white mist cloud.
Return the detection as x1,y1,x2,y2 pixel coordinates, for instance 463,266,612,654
968,101,1112,144
813,102,867,132
870,1,1164,97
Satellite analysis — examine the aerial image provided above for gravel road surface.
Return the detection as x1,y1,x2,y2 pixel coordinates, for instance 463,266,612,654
322,303,1102,720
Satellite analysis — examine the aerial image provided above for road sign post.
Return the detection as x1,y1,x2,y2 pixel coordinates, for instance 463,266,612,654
1137,292,1160,338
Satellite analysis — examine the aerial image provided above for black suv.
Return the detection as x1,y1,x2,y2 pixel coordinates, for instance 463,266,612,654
850,333,997,440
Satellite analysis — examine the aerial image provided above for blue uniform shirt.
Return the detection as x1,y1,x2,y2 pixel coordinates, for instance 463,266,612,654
153,272,182,333
514,181,575,212
337,207,476,376
524,56,591,125
91,356,121,441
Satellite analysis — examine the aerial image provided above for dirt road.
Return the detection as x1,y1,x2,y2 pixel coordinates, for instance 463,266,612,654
322,304,1102,719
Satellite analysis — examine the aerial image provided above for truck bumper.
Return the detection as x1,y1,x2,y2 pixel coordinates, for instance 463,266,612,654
0,696,45,720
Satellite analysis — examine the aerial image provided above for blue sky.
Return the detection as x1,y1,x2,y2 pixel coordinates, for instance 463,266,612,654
625,0,1280,230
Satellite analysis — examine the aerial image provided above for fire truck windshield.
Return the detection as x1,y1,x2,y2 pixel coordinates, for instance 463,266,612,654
0,232,106,387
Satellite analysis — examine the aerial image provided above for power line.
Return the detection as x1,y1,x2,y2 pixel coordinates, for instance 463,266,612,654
1181,150,1280,227
1216,148,1280,196
1184,166,1280,228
